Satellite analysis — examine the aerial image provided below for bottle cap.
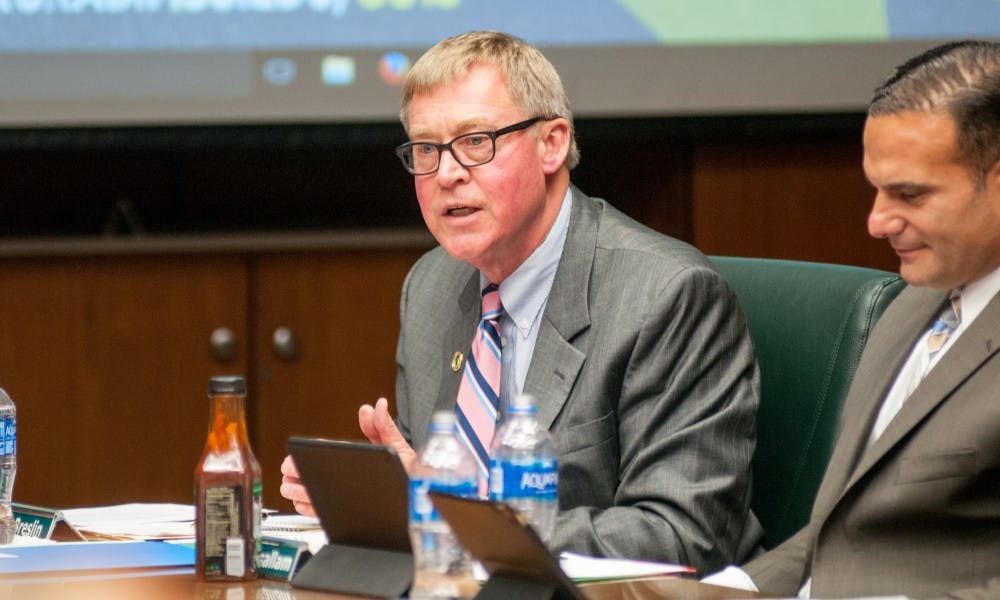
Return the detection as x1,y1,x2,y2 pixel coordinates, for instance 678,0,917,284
209,375,246,395
430,410,457,431
510,394,538,413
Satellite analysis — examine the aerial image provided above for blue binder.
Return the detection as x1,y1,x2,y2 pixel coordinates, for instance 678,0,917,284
0,541,194,574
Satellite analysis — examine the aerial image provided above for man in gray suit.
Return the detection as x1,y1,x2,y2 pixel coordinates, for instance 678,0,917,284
714,41,1000,598
281,30,762,571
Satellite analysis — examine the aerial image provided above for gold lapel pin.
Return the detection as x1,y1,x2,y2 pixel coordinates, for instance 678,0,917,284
451,352,464,372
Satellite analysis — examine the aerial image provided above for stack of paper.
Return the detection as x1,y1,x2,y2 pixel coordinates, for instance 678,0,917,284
262,514,327,555
262,514,321,533
60,503,195,540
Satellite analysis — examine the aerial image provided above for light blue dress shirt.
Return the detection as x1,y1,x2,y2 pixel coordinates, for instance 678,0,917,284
479,188,572,419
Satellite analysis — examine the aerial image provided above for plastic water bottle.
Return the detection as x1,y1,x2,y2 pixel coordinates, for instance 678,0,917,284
408,411,478,599
489,394,558,543
0,388,17,545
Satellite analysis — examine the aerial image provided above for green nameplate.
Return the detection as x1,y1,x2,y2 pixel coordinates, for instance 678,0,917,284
255,536,311,581
12,502,86,541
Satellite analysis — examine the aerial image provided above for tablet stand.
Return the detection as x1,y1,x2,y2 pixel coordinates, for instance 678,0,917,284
290,543,412,599
476,575,560,600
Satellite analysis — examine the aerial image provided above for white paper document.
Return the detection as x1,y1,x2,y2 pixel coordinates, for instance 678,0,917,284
559,551,694,582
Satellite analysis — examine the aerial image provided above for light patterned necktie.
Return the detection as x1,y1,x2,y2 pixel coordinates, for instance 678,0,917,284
455,284,503,495
926,291,962,361
872,290,963,443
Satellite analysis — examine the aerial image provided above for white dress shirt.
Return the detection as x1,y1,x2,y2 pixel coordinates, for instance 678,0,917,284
869,264,1000,444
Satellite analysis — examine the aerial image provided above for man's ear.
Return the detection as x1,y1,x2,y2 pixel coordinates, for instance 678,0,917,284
982,156,1000,209
538,118,571,175
987,157,1000,189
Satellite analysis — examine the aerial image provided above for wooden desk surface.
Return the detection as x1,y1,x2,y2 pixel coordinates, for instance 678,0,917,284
0,568,762,600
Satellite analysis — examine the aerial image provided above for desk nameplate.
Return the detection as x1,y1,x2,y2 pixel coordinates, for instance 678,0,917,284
11,502,86,541
255,536,310,581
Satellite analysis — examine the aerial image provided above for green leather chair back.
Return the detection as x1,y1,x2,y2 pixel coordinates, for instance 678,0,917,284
709,256,905,549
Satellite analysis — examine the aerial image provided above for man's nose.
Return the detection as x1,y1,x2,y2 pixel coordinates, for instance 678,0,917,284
436,147,469,184
867,191,905,239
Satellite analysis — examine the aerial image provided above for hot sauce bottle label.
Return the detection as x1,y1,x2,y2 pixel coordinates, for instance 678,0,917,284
203,485,243,576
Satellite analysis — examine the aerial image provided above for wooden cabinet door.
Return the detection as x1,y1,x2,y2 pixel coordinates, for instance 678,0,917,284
0,254,248,507
251,249,426,509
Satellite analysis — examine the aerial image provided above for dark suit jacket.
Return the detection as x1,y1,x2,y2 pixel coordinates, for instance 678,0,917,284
393,187,762,573
746,284,1000,598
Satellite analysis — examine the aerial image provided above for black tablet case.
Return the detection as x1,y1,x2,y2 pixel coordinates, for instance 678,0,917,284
429,492,586,600
286,436,412,598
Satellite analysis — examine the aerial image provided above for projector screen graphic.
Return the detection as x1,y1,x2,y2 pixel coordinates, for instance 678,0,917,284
0,0,997,127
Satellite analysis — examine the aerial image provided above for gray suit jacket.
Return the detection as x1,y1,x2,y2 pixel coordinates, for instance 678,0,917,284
746,284,1000,599
394,187,762,573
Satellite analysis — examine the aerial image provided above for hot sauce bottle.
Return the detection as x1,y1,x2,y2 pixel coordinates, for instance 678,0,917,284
195,375,262,581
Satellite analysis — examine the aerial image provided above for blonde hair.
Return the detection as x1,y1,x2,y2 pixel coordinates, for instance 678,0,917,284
400,30,579,170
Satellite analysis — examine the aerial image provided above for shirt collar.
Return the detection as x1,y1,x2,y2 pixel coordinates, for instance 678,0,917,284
954,263,1000,332
482,188,573,335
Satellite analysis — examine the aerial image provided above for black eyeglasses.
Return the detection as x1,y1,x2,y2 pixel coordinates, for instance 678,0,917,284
395,117,548,175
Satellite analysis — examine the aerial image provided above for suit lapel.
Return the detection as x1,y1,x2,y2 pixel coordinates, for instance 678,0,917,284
810,286,943,514
430,268,481,422
845,290,1000,491
525,187,595,429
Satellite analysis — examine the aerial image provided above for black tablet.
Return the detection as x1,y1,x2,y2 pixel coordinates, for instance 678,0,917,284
286,436,412,598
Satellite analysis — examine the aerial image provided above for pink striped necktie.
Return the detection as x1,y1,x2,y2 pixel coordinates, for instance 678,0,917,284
455,283,503,496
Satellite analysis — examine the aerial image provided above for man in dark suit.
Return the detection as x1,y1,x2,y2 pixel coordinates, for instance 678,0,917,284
716,41,1000,598
281,30,762,571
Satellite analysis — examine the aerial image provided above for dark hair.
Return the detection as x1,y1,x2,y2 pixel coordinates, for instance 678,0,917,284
869,40,1000,181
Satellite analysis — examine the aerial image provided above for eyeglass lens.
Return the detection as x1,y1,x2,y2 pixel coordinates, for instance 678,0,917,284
408,132,495,174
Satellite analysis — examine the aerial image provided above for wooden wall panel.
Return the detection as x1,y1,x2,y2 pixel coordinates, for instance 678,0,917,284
691,136,898,271
571,137,692,242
